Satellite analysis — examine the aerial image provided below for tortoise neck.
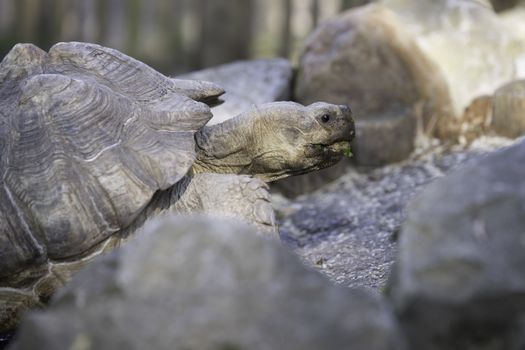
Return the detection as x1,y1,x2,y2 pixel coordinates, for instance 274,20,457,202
193,116,257,176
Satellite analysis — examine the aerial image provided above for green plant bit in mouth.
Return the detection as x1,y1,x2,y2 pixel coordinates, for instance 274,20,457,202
343,148,353,158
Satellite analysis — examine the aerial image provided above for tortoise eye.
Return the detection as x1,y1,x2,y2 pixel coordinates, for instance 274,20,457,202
320,114,330,123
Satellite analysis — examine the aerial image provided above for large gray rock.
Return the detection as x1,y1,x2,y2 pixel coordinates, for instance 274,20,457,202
180,59,293,125
278,147,496,290
296,0,525,154
492,80,525,138
10,216,406,350
383,0,525,115
387,138,525,350
295,4,449,165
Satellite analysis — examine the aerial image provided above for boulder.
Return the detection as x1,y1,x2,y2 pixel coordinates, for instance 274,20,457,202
387,138,525,350
10,216,406,350
278,148,495,290
491,0,525,12
492,80,525,138
295,4,450,166
179,59,293,125
296,0,525,159
383,0,525,137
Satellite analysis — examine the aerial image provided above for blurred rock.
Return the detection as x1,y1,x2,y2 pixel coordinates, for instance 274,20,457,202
296,0,525,158
353,109,416,166
490,0,525,12
500,5,525,52
441,95,493,145
492,80,525,138
180,59,293,124
387,138,525,350
295,4,450,166
10,216,406,350
383,0,525,136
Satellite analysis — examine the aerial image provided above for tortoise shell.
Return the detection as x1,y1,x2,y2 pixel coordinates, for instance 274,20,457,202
0,42,215,289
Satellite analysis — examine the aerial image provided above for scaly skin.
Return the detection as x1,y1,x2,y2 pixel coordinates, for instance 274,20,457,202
192,101,355,182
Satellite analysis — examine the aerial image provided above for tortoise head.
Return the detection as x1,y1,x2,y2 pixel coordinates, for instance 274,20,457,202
249,102,355,181
194,101,355,182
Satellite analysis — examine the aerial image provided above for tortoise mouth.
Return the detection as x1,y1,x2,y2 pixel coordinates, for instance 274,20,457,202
309,141,351,155
306,140,352,169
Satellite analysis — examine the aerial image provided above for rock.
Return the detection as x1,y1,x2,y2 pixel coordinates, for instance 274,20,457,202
296,0,525,150
353,109,416,166
180,59,293,124
500,5,525,55
383,0,525,136
491,0,525,12
492,80,525,138
387,138,525,350
10,216,406,350
438,95,494,145
280,149,483,289
294,4,450,165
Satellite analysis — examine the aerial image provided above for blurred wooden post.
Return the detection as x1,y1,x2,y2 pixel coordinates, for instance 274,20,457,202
157,0,185,72
13,0,41,43
197,0,255,67
341,0,370,10
311,0,320,28
95,0,108,44
279,0,292,58
125,0,140,56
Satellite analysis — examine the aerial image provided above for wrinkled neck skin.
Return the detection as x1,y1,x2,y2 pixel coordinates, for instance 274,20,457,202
192,112,283,182
194,114,255,175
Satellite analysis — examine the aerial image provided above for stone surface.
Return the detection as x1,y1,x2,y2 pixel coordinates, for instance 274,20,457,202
492,80,525,138
353,109,416,166
277,139,510,290
294,4,449,165
180,58,293,124
9,216,405,350
387,137,525,350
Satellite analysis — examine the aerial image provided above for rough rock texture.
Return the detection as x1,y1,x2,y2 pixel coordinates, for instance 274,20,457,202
277,138,511,290
387,138,525,350
9,216,406,350
180,59,293,124
492,80,525,138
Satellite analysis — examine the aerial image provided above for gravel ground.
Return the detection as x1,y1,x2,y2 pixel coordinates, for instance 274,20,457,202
274,137,513,291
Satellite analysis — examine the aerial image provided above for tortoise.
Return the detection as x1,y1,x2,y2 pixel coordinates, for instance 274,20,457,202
0,42,355,331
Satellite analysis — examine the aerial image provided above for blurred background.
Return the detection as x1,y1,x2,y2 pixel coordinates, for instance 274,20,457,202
0,0,375,74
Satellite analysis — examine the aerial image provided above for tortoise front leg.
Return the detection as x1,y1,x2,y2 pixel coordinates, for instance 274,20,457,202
169,174,279,239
